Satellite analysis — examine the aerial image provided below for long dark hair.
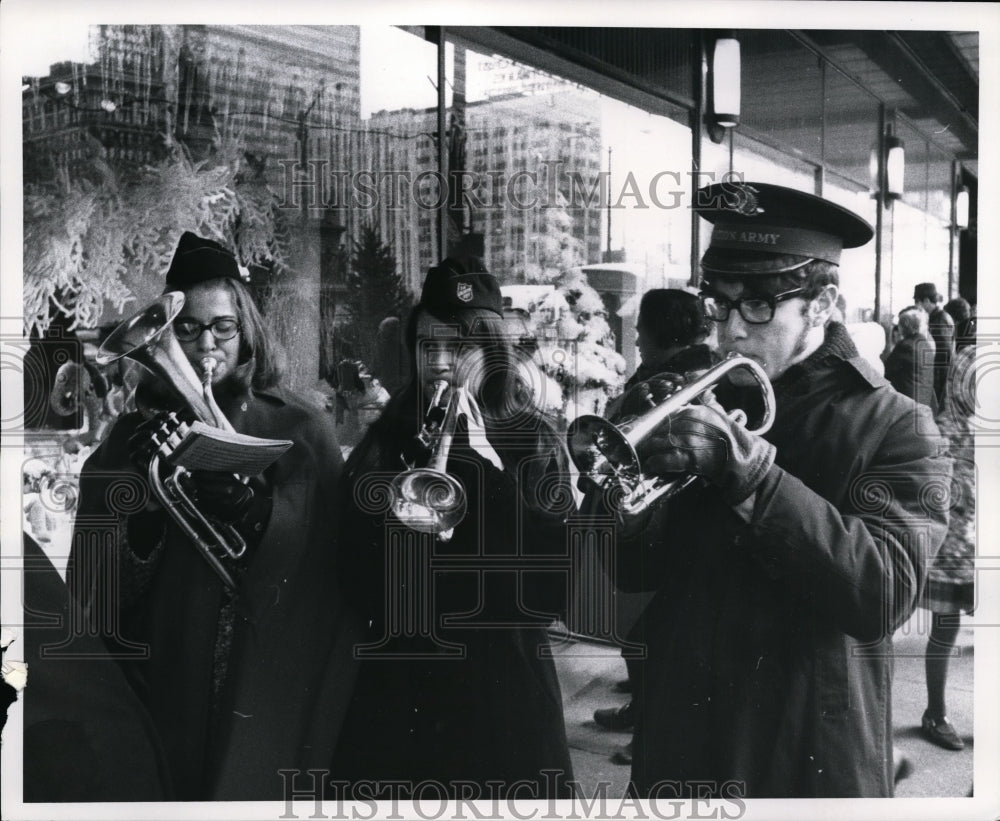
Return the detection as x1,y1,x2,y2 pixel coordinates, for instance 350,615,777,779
405,307,540,424
172,277,285,391
346,306,566,487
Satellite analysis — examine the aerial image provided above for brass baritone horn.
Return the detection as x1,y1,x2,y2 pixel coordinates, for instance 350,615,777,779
96,292,247,589
390,379,468,540
567,353,776,519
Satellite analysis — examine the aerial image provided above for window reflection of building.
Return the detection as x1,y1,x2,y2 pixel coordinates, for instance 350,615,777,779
367,92,603,293
21,25,977,393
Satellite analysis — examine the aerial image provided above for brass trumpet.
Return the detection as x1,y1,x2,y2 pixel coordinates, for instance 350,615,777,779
390,379,468,540
96,292,248,589
568,353,776,519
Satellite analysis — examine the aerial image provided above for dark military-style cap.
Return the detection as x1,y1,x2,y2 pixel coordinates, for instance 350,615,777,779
164,231,251,289
418,255,503,318
695,182,874,275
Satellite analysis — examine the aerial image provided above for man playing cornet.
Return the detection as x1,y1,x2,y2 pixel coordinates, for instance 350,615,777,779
592,182,951,797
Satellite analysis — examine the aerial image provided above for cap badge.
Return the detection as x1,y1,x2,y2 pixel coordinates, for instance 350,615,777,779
456,283,473,302
722,184,764,217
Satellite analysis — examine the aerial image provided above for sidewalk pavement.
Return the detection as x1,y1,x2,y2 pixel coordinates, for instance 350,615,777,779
551,611,975,798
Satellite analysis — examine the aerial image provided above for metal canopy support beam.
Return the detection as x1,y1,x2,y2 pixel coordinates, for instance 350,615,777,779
425,26,449,262
805,30,978,160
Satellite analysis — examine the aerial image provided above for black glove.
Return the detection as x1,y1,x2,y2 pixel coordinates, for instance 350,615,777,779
127,411,194,475
123,413,196,553
612,373,686,423
182,471,273,546
182,471,254,522
637,392,776,506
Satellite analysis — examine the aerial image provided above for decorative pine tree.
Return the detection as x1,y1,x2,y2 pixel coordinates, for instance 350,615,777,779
522,189,585,284
338,222,415,371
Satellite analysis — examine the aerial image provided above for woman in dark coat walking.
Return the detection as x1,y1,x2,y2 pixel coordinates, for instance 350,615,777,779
884,305,937,411
331,257,575,799
67,232,361,800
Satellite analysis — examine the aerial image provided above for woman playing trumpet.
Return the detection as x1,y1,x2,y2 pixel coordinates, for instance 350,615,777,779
331,256,575,798
67,232,361,800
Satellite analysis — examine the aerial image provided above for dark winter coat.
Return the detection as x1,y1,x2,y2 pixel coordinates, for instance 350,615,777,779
611,323,951,798
624,343,722,391
22,535,173,801
928,307,955,406
331,389,575,797
884,335,937,411
67,385,362,800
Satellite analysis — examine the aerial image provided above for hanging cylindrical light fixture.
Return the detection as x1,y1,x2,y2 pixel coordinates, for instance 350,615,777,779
870,122,905,207
955,185,970,230
711,37,741,128
884,123,905,200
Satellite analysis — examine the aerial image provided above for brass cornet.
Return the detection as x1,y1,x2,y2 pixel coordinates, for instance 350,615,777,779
96,292,250,589
568,353,776,520
390,379,468,540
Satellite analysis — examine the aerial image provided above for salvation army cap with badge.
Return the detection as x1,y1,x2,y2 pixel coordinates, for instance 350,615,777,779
418,255,503,319
694,181,874,275
165,231,252,289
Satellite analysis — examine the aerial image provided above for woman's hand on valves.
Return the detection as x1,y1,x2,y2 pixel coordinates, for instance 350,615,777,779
127,411,193,475
127,411,195,512
636,391,776,506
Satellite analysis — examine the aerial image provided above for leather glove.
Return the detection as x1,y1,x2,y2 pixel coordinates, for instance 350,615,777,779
123,412,197,551
127,411,194,475
184,471,273,545
126,411,196,520
637,391,776,506
183,471,259,524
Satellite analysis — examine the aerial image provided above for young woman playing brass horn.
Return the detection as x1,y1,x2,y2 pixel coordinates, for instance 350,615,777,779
66,232,361,800
331,256,575,799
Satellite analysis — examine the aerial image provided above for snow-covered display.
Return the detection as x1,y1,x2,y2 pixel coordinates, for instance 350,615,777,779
505,269,626,423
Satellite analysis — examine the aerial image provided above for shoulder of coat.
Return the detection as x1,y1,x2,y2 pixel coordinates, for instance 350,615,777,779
253,386,318,417
839,355,890,391
253,386,337,437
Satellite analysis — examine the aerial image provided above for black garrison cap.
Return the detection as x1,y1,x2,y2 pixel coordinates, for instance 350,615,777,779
419,255,503,318
165,231,250,289
695,181,874,275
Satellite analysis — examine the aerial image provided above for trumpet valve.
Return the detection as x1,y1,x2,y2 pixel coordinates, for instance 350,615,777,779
641,384,657,410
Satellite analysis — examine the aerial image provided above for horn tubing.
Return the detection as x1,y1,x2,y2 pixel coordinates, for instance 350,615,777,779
390,378,468,538
100,293,248,587
96,292,220,426
567,352,776,519
614,352,774,447
148,457,238,590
